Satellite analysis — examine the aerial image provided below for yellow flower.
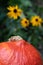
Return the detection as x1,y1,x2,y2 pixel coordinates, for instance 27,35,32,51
21,18,29,28
30,16,42,26
7,5,22,19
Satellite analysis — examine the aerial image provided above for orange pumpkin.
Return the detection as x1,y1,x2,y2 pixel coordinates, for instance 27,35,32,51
0,36,43,65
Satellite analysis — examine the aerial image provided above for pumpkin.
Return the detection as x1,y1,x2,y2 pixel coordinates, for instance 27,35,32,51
0,36,43,65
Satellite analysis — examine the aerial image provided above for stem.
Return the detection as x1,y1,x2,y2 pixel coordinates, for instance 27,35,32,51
8,36,23,41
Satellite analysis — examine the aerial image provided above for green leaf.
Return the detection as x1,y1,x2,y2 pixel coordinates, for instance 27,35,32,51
8,0,21,6
21,0,32,7
13,28,28,40
26,10,36,18
27,36,32,43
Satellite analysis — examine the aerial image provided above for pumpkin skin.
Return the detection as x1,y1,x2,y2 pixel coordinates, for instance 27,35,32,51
0,40,43,65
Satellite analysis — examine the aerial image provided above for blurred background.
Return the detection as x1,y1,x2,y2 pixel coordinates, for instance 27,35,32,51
0,0,43,58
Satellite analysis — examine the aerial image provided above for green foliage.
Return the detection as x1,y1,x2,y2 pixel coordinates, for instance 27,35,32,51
0,0,43,49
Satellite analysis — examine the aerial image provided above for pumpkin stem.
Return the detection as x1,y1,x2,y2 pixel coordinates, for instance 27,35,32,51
8,36,23,41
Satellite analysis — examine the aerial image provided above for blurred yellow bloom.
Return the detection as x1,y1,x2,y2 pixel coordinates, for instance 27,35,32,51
21,18,29,28
30,16,42,26
7,5,22,19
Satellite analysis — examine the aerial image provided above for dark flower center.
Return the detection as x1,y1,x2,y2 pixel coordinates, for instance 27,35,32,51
25,21,27,24
36,19,38,21
14,9,17,13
